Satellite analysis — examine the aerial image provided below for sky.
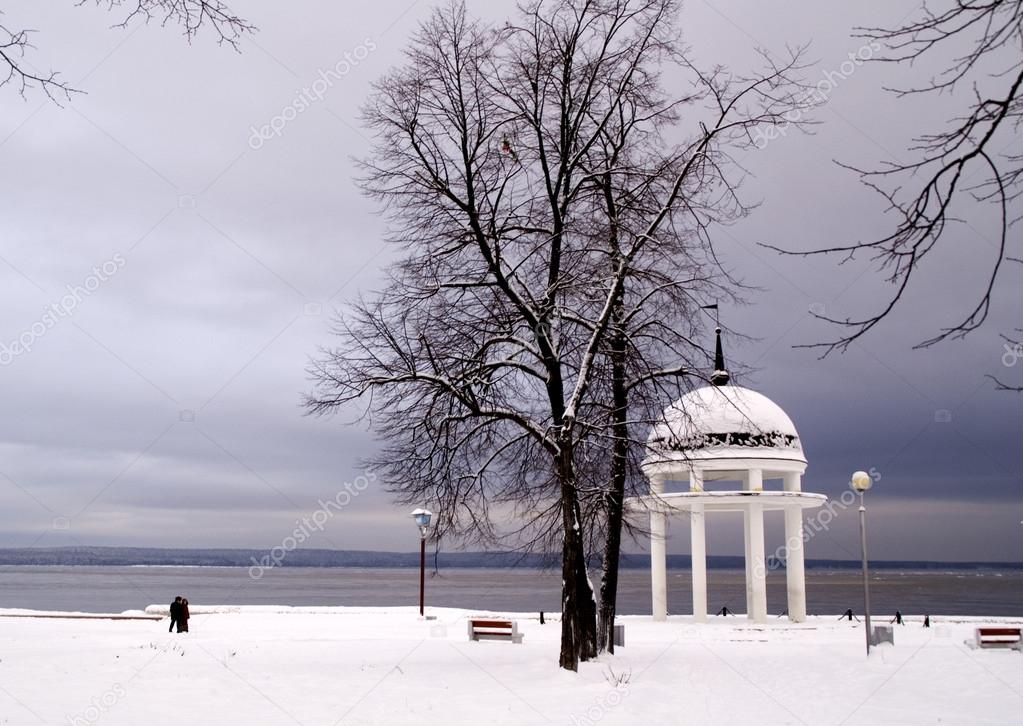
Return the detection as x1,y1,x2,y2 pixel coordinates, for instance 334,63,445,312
0,0,1020,562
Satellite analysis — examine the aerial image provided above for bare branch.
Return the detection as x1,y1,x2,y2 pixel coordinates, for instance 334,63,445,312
0,1,252,103
83,1,254,49
0,16,77,101
770,1,1023,357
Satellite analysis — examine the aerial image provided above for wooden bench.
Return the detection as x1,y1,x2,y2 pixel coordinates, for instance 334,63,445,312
975,627,1022,649
468,618,523,644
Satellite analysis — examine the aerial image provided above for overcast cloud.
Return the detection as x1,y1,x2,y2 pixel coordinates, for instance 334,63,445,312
1,0,1020,563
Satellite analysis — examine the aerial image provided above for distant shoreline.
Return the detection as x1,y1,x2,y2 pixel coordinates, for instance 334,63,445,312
0,546,1019,571
0,564,1019,576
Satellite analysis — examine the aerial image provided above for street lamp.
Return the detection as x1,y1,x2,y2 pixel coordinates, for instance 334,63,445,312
850,471,873,655
411,508,432,616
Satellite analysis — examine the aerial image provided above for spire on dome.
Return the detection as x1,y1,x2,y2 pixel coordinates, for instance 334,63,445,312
711,326,730,386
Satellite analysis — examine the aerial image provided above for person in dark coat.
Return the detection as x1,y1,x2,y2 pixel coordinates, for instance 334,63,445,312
178,598,190,633
169,596,182,633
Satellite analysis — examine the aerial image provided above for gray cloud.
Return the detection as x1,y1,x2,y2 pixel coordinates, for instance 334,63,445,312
0,0,1020,562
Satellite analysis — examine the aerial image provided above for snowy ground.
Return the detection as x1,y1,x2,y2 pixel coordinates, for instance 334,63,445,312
1,606,1020,725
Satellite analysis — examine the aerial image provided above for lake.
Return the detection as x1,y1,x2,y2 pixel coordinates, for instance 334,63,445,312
1,565,1021,618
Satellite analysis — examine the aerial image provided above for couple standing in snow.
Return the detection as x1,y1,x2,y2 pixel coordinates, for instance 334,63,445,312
169,595,190,633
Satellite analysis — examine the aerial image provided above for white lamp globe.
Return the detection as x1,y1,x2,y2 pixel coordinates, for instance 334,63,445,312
850,471,872,493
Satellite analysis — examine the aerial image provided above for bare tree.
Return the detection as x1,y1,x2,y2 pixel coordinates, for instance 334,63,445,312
0,1,252,100
578,106,751,653
308,0,809,670
766,0,1022,378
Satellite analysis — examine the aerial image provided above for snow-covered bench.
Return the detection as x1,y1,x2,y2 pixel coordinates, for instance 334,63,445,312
468,618,523,644
975,627,1022,649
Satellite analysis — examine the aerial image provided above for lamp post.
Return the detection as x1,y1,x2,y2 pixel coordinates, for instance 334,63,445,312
411,508,432,617
850,471,873,655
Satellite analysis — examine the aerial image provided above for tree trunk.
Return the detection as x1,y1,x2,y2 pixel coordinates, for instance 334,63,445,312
598,319,628,654
558,441,598,670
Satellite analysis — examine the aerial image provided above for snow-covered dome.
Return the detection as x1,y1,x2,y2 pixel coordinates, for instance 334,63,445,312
645,384,806,466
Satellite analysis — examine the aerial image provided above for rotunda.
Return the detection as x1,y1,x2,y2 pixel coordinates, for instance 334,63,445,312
632,328,827,623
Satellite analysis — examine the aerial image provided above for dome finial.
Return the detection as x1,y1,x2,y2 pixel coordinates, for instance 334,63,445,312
711,326,730,386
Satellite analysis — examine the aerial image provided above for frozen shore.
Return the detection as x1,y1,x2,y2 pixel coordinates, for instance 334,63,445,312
1,605,1019,725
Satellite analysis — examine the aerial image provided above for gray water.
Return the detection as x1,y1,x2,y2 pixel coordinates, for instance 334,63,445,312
1,566,1021,617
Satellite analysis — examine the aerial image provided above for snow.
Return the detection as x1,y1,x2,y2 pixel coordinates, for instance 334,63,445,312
1,606,1020,725
654,385,801,445
647,385,807,465
630,489,828,514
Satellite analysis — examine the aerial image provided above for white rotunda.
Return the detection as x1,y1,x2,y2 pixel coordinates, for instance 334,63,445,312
631,329,827,624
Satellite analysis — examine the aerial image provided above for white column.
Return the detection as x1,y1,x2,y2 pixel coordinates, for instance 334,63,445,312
749,503,768,623
741,471,753,616
742,509,752,615
783,472,807,622
690,503,707,622
748,468,764,492
747,469,767,623
650,476,668,621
